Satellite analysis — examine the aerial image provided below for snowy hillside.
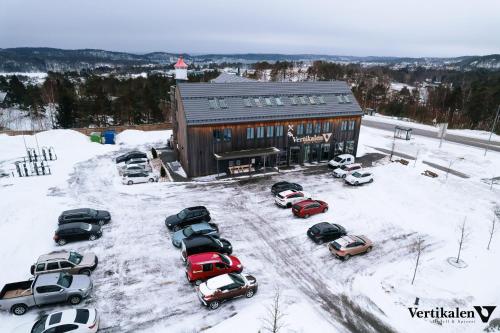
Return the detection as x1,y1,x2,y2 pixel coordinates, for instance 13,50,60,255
0,127,499,332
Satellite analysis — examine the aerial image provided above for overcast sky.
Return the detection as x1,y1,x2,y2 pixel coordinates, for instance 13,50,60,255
1,0,500,57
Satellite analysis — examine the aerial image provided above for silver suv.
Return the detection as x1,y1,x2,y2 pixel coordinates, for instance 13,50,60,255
30,251,98,276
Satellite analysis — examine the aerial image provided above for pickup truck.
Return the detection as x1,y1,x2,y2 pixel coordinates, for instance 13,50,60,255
0,272,93,315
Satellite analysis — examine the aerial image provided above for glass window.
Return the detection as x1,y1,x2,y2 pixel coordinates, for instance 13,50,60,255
246,128,254,139
323,122,331,132
341,121,348,131
36,263,45,272
337,95,344,103
290,96,297,105
223,128,232,141
309,96,316,104
243,98,252,107
75,309,90,324
267,126,274,137
335,142,345,155
49,312,62,325
256,127,265,138
254,98,263,107
317,96,326,104
314,123,321,134
275,125,284,137
219,98,228,108
47,262,59,270
213,129,222,142
349,120,356,131
299,96,308,105
344,95,351,103
275,97,283,106
346,141,355,154
297,124,304,136
60,261,73,269
264,97,272,106
208,99,218,109
306,123,313,135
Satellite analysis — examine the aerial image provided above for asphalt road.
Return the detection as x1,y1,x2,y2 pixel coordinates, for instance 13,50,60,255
362,119,500,153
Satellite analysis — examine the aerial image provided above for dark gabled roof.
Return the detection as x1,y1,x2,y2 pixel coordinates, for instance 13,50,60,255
177,81,363,126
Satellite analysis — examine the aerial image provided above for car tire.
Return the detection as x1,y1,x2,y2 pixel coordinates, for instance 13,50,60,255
366,246,372,253
172,226,180,232
127,180,133,185
245,289,255,298
149,178,155,182
11,304,27,316
208,301,220,310
195,280,202,286
68,295,82,305
79,269,92,276
369,179,374,183
57,239,67,246
323,208,328,213
343,254,351,261
98,220,105,226
304,214,310,219
354,181,359,186
89,234,97,241
342,174,346,179
286,203,292,208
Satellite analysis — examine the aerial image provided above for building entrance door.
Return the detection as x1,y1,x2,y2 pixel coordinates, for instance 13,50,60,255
311,144,319,163
289,146,300,164
303,145,311,163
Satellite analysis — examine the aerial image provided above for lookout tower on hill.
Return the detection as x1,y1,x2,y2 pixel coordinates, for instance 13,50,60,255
174,56,188,82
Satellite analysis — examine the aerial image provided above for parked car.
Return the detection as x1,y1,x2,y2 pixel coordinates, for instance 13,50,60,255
54,223,102,246
328,154,355,168
345,171,373,186
124,158,148,167
328,235,373,260
307,222,347,244
333,163,362,178
197,273,257,310
165,206,211,231
274,189,312,208
186,252,243,285
31,251,98,276
271,181,303,195
13,308,99,333
58,208,111,226
121,171,158,185
0,272,93,315
116,151,146,164
172,222,219,248
181,235,232,262
292,199,328,218
120,163,151,175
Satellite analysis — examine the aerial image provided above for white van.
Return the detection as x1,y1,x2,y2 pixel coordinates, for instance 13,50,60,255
328,154,355,168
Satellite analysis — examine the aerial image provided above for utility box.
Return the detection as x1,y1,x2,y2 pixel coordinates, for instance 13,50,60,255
90,132,102,143
102,130,116,144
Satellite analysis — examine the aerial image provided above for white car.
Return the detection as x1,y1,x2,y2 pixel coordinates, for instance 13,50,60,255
13,308,99,333
345,171,373,186
122,171,158,185
328,154,355,168
120,163,151,175
274,189,312,208
124,158,148,166
333,163,362,178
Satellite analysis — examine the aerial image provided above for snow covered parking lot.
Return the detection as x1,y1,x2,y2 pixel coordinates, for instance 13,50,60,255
1,127,499,333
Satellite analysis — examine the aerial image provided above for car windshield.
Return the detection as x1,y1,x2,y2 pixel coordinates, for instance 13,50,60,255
351,172,361,178
331,242,342,250
68,252,83,265
219,254,230,265
230,274,245,286
334,156,343,162
177,209,187,219
89,209,98,217
31,315,48,333
183,227,194,237
340,165,348,170
57,273,73,288
277,193,285,199
310,226,320,234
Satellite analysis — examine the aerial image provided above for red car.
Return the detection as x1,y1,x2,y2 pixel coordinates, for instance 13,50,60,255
292,199,328,218
186,252,243,285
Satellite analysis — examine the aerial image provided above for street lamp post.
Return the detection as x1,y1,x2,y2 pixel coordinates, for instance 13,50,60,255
484,105,500,157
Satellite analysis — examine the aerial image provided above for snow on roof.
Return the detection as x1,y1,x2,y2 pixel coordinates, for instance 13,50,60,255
334,236,357,248
174,56,188,68
210,72,255,83
278,190,296,197
206,273,233,290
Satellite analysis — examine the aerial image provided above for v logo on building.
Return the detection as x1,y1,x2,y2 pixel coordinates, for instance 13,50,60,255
322,133,333,142
473,306,496,323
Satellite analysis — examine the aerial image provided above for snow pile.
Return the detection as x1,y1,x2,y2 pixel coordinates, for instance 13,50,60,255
115,129,171,146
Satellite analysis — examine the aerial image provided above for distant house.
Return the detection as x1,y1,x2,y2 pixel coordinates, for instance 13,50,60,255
210,72,255,84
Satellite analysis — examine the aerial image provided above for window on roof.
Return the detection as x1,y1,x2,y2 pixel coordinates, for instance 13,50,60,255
219,98,228,109
337,95,344,104
343,95,351,103
264,97,273,106
254,98,263,107
290,96,297,105
208,99,218,109
243,98,252,107
299,96,308,105
309,96,316,104
317,96,326,104
275,97,283,106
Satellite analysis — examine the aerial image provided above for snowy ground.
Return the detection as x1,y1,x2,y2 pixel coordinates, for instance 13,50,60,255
0,127,499,333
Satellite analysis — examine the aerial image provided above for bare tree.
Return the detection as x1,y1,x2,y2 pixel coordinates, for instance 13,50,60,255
456,217,470,263
411,236,426,285
262,287,286,333
487,214,497,250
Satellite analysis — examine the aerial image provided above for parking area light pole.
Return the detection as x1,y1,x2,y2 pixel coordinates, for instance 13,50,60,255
484,105,500,157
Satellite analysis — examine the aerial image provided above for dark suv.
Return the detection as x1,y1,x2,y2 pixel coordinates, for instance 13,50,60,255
307,222,347,244
271,181,303,195
58,208,111,226
54,223,102,246
116,151,147,164
165,206,211,231
181,235,232,262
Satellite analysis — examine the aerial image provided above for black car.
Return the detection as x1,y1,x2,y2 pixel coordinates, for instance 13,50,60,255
54,223,103,246
181,235,232,261
271,181,303,195
165,206,211,231
58,208,111,226
116,151,147,164
307,222,347,244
